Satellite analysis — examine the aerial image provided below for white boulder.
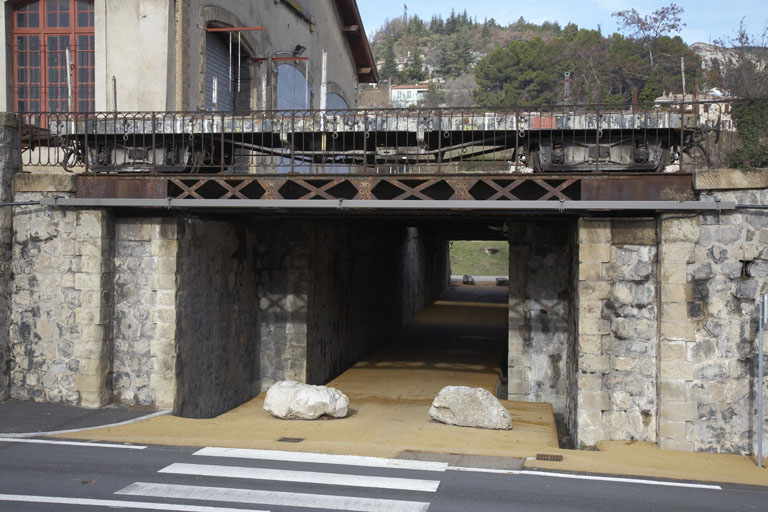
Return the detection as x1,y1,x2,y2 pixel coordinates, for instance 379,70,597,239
428,385,512,430
264,381,349,420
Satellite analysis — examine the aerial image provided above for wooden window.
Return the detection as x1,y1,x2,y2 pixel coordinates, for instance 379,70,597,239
12,0,95,113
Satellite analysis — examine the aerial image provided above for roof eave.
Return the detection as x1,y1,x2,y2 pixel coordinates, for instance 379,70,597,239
332,0,379,83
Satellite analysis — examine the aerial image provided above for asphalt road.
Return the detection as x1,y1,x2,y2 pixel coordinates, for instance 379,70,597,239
0,438,766,511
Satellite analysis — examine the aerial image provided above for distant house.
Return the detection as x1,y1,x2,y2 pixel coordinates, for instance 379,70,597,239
655,93,734,131
390,84,430,107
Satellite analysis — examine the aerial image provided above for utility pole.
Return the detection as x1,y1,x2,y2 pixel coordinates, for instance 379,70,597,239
681,55,686,97
563,72,571,105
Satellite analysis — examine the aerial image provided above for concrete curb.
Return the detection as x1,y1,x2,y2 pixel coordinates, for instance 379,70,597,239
0,409,172,438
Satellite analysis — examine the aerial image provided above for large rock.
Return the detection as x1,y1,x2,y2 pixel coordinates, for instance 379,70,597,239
263,381,349,420
428,386,512,430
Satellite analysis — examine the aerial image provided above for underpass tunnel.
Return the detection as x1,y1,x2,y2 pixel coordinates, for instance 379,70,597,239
169,213,576,447
172,214,452,418
327,225,512,407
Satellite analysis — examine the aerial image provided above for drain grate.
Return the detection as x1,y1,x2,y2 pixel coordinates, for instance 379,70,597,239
277,437,304,443
535,453,563,462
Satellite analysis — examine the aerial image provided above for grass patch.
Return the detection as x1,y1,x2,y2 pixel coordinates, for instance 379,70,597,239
450,240,509,276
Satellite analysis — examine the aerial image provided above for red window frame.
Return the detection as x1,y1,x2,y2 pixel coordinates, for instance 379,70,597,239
12,0,95,113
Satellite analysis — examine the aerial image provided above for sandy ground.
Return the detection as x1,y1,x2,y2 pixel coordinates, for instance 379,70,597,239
55,283,768,486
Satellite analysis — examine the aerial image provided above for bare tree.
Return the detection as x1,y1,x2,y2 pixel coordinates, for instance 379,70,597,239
612,3,685,70
713,19,768,98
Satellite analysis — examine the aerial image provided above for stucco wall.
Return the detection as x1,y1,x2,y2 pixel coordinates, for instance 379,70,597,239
100,0,359,111
0,0,361,111
98,0,174,111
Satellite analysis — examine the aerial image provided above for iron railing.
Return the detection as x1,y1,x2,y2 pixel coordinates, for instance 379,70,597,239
17,98,767,175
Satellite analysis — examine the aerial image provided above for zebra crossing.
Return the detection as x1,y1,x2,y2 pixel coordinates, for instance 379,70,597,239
113,447,447,511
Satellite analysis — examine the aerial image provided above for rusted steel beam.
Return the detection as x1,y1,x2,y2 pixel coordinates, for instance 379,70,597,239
77,177,167,199
581,174,693,201
76,173,693,203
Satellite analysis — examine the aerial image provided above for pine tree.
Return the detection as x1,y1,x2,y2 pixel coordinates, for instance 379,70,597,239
439,33,473,77
380,38,398,83
405,46,426,83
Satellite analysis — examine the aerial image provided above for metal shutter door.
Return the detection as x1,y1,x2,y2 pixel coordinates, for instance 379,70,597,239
205,32,235,111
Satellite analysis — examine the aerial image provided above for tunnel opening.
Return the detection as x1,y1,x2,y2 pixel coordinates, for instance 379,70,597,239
166,213,576,450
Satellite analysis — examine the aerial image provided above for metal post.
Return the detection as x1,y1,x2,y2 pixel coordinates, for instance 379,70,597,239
151,113,156,173
680,55,686,96
320,50,327,112
112,76,118,112
679,101,684,173
65,47,74,112
594,106,601,174
759,294,766,468
212,77,218,112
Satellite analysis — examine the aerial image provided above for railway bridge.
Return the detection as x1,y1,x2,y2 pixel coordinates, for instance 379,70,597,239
1,101,767,456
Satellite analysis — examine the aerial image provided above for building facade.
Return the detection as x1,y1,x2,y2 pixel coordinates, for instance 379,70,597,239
0,0,377,113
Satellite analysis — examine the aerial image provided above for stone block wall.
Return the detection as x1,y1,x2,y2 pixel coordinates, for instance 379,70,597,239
307,223,447,386
659,189,768,455
10,189,114,407
573,218,658,446
113,218,179,410
175,218,260,418
508,222,573,415
254,221,312,392
0,113,18,402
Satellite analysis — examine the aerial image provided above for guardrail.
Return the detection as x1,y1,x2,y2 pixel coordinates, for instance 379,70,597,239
17,98,767,174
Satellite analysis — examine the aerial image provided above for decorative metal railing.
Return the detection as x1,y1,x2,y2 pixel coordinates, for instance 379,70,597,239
17,98,766,175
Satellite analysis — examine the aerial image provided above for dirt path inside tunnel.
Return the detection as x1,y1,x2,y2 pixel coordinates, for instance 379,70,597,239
55,283,560,457
329,282,512,401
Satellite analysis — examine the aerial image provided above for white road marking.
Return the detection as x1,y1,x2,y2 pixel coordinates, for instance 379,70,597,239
0,493,265,511
0,438,146,449
160,463,440,492
194,447,448,472
447,466,722,490
447,467,517,475
515,470,722,490
117,482,431,512
0,410,170,438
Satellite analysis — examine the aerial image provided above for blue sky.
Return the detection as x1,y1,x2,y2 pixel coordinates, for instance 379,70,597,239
358,0,768,45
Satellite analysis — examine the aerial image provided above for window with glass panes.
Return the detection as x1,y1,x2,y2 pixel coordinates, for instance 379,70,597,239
13,0,95,113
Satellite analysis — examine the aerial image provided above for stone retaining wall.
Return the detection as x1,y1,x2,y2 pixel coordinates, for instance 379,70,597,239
659,189,768,454
573,218,659,446
113,218,179,410
10,189,114,407
254,221,312,392
307,223,447,386
571,198,768,455
0,113,17,402
508,221,573,415
175,218,260,418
